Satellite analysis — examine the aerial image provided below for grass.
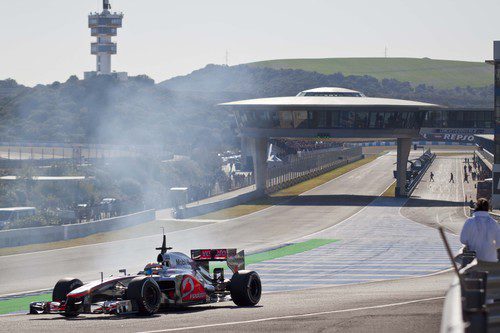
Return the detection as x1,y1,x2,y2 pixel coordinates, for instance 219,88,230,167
0,293,50,315
381,181,397,197
244,239,337,264
210,239,338,273
195,155,379,220
0,239,338,315
248,57,492,89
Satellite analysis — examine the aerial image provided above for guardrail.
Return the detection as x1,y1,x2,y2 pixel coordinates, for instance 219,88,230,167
266,147,363,193
405,149,436,197
177,147,364,218
440,277,466,333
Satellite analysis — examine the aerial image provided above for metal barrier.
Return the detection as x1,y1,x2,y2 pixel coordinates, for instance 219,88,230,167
265,147,363,193
406,149,436,197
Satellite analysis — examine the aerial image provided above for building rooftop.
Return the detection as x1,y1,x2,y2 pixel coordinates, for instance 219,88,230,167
298,87,362,94
220,96,439,108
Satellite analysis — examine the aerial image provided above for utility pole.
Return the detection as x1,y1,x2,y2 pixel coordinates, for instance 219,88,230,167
488,41,500,208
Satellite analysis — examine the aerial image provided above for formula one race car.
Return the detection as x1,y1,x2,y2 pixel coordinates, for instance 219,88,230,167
29,235,261,316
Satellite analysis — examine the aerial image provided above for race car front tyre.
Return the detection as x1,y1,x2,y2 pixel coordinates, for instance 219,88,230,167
230,270,261,306
52,278,84,302
126,276,162,316
52,277,83,317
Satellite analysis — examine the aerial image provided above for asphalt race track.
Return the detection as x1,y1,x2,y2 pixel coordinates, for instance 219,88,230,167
0,154,397,295
0,153,470,332
0,272,451,333
401,155,470,234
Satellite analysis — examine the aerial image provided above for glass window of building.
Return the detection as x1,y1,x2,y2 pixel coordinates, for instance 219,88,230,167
293,111,308,128
308,111,328,128
353,111,368,128
368,112,384,128
330,111,341,128
268,111,280,128
279,111,294,128
341,111,356,128
384,112,396,128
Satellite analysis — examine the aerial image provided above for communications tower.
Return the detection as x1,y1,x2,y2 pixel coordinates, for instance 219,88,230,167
85,0,127,80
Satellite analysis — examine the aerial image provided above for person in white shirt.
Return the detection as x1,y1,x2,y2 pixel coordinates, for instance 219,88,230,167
460,198,500,268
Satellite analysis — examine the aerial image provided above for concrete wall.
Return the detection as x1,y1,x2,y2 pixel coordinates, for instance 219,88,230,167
0,210,155,248
180,190,263,219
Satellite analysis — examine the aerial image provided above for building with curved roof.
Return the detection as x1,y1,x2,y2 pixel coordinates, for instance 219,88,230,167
220,87,442,197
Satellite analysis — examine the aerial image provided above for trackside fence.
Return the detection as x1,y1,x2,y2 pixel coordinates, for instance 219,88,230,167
405,149,436,197
266,147,363,193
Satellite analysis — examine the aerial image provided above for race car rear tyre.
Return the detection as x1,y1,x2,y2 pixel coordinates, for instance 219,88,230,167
52,277,83,317
126,276,162,316
230,270,261,306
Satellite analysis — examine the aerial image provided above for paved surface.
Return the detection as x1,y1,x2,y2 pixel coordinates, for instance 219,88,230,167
0,152,466,332
0,154,396,295
401,155,473,234
0,271,451,333
251,196,460,292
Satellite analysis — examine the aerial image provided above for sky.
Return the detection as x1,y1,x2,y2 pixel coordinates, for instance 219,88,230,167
1,0,500,86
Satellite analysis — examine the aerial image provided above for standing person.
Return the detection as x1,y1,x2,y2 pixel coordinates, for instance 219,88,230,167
449,172,455,183
464,164,467,174
461,198,500,270
464,172,469,183
430,171,435,182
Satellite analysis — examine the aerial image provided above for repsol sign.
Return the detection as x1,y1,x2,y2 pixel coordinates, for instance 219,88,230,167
420,128,492,143
441,133,475,142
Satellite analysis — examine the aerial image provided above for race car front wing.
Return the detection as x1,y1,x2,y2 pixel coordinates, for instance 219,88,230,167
29,299,135,315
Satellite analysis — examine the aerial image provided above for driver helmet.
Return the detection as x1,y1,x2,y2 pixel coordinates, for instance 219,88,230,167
144,262,163,275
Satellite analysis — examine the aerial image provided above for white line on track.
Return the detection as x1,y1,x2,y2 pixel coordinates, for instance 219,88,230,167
136,296,444,333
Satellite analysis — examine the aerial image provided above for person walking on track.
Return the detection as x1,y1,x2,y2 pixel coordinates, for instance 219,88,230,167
449,172,455,183
430,172,435,182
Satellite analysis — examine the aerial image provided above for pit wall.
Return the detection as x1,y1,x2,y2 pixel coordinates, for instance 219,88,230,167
0,210,155,248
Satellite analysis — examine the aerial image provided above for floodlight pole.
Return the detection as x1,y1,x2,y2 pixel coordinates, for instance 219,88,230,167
488,41,500,209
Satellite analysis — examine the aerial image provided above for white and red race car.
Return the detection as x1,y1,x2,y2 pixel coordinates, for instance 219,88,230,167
29,235,261,316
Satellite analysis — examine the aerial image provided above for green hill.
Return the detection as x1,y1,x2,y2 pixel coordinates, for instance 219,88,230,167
248,57,492,89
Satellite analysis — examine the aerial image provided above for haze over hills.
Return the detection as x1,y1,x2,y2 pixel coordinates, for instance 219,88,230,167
247,57,493,89
0,59,493,145
161,64,492,108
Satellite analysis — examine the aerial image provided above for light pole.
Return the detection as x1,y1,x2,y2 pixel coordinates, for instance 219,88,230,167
488,41,500,209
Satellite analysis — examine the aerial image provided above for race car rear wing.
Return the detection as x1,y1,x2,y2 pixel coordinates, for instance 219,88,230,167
191,248,245,273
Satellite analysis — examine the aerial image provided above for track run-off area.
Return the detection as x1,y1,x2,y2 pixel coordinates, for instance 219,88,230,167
0,152,470,332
